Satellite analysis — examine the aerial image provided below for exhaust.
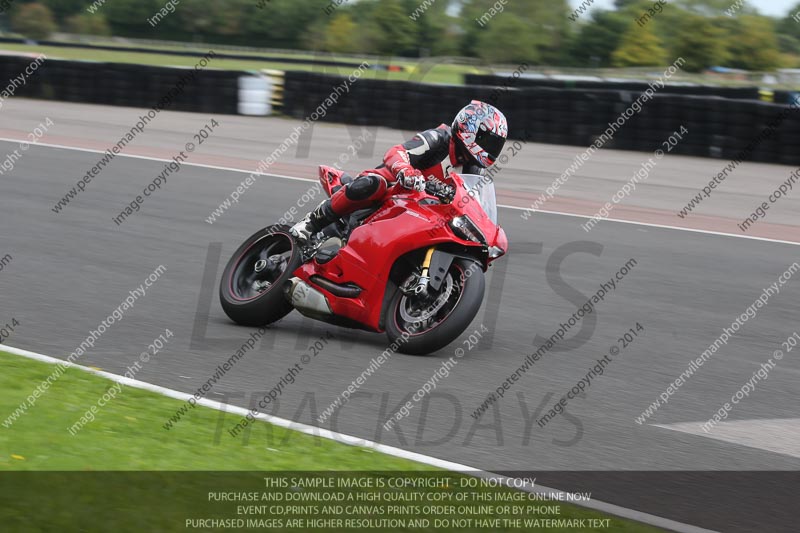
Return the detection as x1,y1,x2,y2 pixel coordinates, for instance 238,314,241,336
287,278,332,318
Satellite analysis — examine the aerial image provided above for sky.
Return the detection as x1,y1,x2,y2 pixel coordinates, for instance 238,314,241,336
567,0,798,17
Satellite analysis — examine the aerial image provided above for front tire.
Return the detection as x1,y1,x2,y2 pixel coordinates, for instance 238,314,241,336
219,225,302,327
385,259,485,355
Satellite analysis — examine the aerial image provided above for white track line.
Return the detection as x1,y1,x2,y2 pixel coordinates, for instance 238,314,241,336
0,137,313,184
1,344,714,533
1,137,797,248
507,207,800,248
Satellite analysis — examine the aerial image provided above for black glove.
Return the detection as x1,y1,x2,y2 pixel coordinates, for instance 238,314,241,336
425,179,454,203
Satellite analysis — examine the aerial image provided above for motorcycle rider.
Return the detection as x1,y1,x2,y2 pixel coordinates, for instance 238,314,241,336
290,100,508,241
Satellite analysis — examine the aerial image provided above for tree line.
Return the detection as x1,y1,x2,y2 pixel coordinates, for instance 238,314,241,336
3,0,800,72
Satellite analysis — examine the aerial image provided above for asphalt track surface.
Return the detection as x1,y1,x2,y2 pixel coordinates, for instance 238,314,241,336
2,99,800,532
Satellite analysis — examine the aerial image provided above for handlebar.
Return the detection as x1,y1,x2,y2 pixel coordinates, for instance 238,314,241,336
425,179,455,204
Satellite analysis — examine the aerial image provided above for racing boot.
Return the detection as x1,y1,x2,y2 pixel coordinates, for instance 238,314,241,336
290,199,337,242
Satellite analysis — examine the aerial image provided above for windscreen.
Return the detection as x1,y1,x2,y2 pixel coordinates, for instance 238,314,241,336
461,174,498,225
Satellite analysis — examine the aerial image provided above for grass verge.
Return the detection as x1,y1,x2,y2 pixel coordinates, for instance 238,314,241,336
0,43,479,84
0,350,664,532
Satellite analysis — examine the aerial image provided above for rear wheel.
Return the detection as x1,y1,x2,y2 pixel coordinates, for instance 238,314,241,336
219,225,302,327
385,259,485,355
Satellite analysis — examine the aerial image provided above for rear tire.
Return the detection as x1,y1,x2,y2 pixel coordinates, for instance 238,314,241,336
385,259,485,355
219,225,302,327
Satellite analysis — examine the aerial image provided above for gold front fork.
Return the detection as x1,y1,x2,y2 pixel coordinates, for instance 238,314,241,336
413,247,436,295
420,246,435,279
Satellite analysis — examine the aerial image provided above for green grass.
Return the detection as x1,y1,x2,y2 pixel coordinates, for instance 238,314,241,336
0,42,482,84
0,350,432,471
5,40,788,88
0,351,664,532
28,36,442,65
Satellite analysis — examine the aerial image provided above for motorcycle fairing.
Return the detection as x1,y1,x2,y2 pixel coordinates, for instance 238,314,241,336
295,170,505,332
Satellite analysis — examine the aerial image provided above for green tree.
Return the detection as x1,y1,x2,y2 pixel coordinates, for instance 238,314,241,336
777,34,800,55
65,13,111,36
475,15,541,63
242,0,326,49
172,0,253,42
725,15,782,71
104,0,160,38
460,0,569,64
214,0,253,38
675,0,760,16
409,0,459,57
669,15,727,72
567,9,629,67
323,13,359,54
361,0,419,56
611,21,667,67
175,0,225,40
776,3,800,54
11,3,57,40
38,0,86,23
791,1,800,20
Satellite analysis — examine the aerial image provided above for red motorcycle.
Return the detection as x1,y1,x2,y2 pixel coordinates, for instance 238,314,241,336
219,166,508,355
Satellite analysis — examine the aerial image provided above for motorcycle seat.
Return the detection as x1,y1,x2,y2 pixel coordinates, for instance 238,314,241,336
350,206,379,223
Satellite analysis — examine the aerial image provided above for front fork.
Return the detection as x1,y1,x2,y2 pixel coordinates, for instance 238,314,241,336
406,247,459,297
412,247,436,295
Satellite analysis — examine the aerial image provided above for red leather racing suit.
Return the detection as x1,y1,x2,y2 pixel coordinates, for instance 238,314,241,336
329,124,482,216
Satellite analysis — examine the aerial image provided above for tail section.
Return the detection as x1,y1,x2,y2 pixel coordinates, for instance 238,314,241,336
318,165,346,198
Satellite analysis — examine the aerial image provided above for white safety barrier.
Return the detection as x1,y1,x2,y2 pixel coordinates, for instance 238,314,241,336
237,74,272,116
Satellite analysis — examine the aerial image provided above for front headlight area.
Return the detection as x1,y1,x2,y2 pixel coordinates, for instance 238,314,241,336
488,246,505,259
449,216,486,244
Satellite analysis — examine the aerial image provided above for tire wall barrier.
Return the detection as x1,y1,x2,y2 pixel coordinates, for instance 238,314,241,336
464,74,764,100
0,55,260,115
1,55,796,165
283,71,800,166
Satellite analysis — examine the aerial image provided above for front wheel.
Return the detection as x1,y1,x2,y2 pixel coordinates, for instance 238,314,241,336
385,259,485,355
219,225,302,327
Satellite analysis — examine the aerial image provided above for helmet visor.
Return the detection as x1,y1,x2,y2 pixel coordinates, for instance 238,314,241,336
475,127,506,162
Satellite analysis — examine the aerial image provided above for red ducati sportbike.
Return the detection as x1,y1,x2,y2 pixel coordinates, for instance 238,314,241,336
219,166,508,355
